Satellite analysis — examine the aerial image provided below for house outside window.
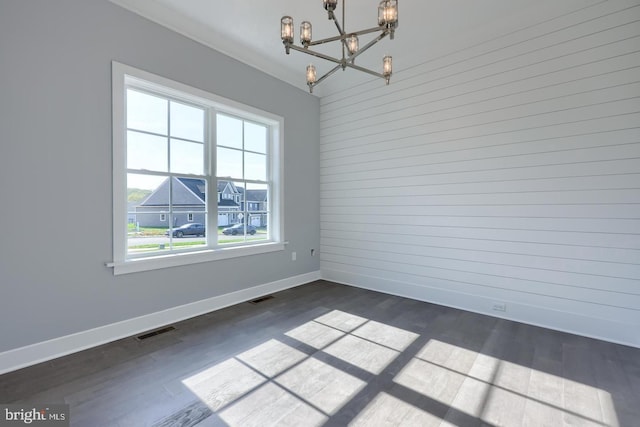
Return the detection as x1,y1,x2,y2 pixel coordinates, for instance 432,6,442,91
110,62,284,275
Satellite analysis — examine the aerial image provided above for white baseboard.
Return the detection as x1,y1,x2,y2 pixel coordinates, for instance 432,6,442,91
321,268,640,349
0,271,321,375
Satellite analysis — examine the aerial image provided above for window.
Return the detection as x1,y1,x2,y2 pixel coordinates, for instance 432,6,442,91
111,62,284,275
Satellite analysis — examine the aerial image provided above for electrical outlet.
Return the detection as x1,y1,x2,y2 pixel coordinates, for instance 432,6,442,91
492,302,507,312
291,251,297,261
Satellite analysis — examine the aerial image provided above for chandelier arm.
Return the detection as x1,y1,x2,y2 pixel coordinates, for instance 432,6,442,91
331,16,349,55
307,33,346,46
347,32,388,61
314,63,343,87
344,62,384,78
307,26,384,47
343,26,387,38
287,44,343,65
332,17,346,37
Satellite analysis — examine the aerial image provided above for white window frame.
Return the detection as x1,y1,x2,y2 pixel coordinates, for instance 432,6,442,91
109,62,284,275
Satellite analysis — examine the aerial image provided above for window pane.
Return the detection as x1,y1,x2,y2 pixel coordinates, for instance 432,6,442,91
172,177,206,204
170,101,205,142
245,122,267,153
170,139,204,175
245,152,266,181
126,175,170,256
251,213,268,242
127,89,167,135
217,114,243,149
166,178,207,242
246,183,268,242
127,213,173,255
217,179,241,223
126,176,207,255
127,173,166,196
233,181,246,208
127,131,167,172
217,147,243,178
171,177,207,248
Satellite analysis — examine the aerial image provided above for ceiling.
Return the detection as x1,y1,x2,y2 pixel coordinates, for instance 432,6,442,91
109,0,601,96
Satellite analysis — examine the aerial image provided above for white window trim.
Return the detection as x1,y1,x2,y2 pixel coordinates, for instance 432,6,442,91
109,62,285,275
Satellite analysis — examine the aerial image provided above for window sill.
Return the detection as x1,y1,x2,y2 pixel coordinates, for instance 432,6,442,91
107,242,286,275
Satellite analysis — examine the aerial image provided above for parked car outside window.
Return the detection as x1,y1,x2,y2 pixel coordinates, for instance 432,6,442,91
222,223,257,235
165,223,206,238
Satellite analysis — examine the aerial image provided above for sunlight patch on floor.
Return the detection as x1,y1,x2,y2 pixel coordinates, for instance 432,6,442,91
218,382,327,427
276,357,366,415
182,314,619,426
394,357,468,403
351,320,419,352
181,309,420,425
285,320,345,349
314,309,368,332
349,392,442,426
323,334,400,374
181,358,265,411
393,339,618,427
236,338,307,377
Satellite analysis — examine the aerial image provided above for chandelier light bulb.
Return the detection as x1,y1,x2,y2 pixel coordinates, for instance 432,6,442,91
306,64,317,84
378,0,398,28
281,16,294,44
300,21,312,46
383,55,393,84
386,1,398,24
347,34,359,55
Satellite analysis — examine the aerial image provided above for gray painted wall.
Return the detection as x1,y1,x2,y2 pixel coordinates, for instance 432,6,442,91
320,1,640,347
0,0,320,353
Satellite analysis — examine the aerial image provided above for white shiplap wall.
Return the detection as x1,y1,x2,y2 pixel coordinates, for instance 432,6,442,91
319,1,640,347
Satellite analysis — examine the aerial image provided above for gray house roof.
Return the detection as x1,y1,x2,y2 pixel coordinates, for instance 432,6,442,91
246,189,267,202
180,178,206,201
139,178,242,208
140,177,203,206
217,180,242,194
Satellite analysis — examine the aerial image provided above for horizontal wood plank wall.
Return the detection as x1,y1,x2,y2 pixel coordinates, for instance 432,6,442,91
319,1,640,347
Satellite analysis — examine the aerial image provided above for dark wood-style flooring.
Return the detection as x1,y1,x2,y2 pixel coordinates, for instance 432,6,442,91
1,280,639,426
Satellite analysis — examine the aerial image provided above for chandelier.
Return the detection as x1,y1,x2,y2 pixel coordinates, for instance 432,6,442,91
280,0,398,93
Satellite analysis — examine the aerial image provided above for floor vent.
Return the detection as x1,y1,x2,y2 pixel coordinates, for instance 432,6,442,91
249,295,275,304
136,326,176,341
